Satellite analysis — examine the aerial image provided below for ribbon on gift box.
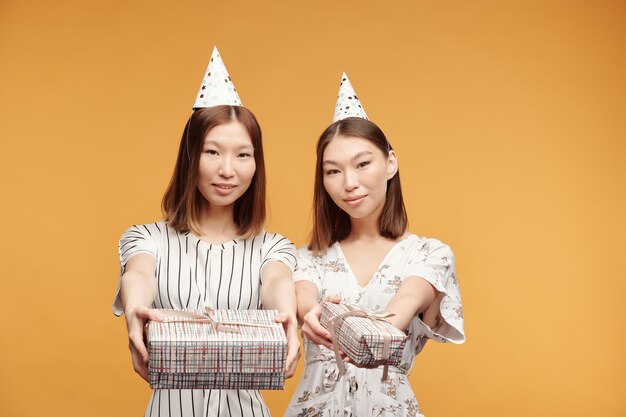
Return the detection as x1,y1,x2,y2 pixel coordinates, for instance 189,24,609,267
326,304,396,381
155,308,279,333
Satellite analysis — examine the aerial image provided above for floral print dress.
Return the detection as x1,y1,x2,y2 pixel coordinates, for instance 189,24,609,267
285,235,465,417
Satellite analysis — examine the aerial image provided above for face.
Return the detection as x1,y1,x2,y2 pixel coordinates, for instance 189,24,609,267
197,120,256,208
322,135,398,220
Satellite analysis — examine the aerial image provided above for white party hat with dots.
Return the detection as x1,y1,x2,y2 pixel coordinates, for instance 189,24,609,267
333,72,368,122
193,46,242,109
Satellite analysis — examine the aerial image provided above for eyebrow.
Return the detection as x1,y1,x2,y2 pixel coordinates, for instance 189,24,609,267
203,139,254,149
322,150,373,166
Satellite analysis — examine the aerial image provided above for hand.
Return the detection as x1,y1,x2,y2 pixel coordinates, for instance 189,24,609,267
301,294,341,350
124,306,162,382
275,312,301,378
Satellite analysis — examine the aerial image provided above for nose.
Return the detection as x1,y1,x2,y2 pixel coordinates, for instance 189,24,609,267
218,157,235,178
343,170,359,191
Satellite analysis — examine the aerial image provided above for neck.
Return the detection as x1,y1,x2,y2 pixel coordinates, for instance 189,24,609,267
346,205,384,242
198,203,238,239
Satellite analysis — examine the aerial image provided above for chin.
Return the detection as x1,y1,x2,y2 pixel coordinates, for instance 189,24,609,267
339,205,371,219
202,192,243,207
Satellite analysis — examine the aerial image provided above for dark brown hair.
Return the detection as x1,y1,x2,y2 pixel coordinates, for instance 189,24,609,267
308,117,408,252
162,105,266,238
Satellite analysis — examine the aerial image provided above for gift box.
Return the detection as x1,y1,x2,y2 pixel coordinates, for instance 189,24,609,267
320,302,407,368
146,308,287,390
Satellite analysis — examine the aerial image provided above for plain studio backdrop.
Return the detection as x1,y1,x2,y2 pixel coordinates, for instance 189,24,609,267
0,1,624,416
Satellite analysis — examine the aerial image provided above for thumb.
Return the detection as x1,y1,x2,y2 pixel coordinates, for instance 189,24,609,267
274,312,288,323
136,308,163,322
324,294,341,304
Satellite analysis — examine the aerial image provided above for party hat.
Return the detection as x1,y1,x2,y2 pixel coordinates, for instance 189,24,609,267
193,46,242,109
333,72,368,122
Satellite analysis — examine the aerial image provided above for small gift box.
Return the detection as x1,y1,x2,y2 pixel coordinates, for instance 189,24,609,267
320,302,407,377
146,308,287,390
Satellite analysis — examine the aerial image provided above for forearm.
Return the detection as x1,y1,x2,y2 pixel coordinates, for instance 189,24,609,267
120,270,157,314
295,281,319,325
385,276,436,331
385,294,422,330
261,275,297,318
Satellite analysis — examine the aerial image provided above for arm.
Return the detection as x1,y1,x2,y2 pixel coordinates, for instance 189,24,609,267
296,281,339,350
119,253,162,381
260,260,299,378
384,276,438,331
295,280,319,325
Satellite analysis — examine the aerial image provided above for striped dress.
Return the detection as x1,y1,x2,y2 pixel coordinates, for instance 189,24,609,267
112,221,296,417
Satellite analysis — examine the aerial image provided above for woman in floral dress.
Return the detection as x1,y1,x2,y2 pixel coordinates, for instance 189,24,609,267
285,74,465,417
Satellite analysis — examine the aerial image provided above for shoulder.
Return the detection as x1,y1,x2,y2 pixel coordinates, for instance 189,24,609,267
245,230,296,253
296,243,339,265
254,230,292,245
406,234,454,259
121,221,164,238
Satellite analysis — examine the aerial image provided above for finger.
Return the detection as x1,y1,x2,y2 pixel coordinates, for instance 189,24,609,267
302,327,329,347
285,329,300,365
285,348,299,376
307,318,331,340
325,294,341,304
129,333,149,362
285,355,299,378
274,312,288,323
136,308,163,322
285,344,301,378
130,347,150,382
301,328,332,349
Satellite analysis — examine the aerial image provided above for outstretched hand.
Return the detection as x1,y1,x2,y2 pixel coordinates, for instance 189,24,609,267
301,294,341,350
274,312,300,378
124,306,162,382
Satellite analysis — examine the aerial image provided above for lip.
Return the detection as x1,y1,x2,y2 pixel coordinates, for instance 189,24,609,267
343,195,366,205
212,183,237,195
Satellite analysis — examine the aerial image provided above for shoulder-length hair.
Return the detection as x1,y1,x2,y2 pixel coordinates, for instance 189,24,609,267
162,105,266,239
308,117,408,252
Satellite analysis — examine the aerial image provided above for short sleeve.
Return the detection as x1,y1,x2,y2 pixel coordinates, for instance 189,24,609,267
260,232,297,275
405,239,465,344
112,224,159,317
293,247,323,295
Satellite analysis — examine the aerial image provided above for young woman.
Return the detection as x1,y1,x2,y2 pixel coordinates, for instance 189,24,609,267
113,49,299,417
286,75,465,417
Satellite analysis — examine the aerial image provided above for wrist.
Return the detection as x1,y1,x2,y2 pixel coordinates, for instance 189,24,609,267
123,304,145,318
281,311,297,324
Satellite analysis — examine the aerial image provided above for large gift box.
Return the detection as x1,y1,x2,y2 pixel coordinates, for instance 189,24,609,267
320,302,407,369
146,308,287,390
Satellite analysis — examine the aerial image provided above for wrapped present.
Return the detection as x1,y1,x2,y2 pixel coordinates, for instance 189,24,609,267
146,308,287,390
320,302,407,380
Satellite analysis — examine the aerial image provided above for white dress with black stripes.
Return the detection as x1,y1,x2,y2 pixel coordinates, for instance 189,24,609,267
112,221,296,417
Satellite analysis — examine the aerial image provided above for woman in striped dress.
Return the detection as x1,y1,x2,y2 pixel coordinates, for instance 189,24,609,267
112,49,299,417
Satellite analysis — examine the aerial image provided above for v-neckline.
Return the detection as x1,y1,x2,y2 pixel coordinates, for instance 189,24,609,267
335,234,415,290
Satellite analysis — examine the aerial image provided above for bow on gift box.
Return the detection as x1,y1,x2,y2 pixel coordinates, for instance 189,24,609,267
326,304,396,382
154,308,278,333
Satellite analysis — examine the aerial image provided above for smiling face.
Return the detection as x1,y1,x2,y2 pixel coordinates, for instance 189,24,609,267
197,120,256,209
322,135,398,221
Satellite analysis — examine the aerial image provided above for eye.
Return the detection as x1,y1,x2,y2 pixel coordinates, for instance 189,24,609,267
237,152,252,158
204,149,218,156
325,169,340,176
356,160,371,168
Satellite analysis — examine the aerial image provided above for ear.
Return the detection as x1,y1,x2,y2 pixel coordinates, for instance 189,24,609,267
387,150,398,180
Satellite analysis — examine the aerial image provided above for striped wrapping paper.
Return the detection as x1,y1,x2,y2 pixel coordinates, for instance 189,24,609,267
146,309,287,390
320,302,407,367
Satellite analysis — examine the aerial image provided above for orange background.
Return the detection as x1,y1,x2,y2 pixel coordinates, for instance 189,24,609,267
1,1,625,416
